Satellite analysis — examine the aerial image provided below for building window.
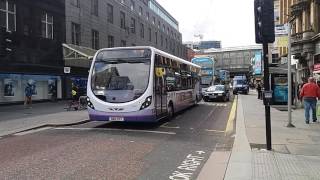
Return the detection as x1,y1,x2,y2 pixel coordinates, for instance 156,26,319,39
132,43,136,46
120,11,126,29
91,0,98,16
160,35,163,46
130,17,136,33
140,23,144,38
146,12,149,20
41,12,53,39
139,6,143,16
71,22,81,45
0,0,16,31
165,38,167,49
163,25,165,32
148,28,151,41
107,4,113,24
108,35,114,48
71,0,80,7
155,31,158,44
130,0,135,11
152,17,155,25
121,40,126,47
167,27,169,35
91,29,99,49
158,21,160,29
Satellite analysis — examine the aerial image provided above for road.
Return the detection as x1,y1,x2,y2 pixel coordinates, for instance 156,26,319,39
0,99,236,180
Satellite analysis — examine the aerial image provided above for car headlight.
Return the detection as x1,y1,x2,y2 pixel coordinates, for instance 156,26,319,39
218,93,223,96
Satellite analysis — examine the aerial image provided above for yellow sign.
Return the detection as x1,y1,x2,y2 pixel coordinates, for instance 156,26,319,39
276,36,288,47
155,67,165,77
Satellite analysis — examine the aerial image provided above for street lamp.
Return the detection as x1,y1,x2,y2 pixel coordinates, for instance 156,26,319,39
287,20,295,128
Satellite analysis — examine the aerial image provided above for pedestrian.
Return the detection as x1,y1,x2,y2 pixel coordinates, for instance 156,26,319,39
257,82,262,99
24,83,33,108
300,77,320,124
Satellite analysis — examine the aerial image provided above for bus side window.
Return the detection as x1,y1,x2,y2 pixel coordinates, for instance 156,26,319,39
155,54,161,65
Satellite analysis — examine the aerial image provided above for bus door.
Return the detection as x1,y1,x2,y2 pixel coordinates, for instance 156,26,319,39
155,57,168,119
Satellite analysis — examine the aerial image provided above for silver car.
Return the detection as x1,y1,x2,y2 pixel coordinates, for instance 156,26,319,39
203,85,231,102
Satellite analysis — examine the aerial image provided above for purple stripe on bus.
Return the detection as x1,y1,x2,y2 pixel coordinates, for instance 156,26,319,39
88,108,157,122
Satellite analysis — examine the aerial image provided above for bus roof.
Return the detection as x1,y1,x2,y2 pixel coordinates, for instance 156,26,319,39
94,46,201,69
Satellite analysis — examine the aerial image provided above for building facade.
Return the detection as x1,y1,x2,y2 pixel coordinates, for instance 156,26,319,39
65,0,186,58
278,0,320,82
0,0,65,104
199,41,221,49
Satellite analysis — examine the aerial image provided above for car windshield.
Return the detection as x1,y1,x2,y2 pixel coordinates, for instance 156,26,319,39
91,49,151,103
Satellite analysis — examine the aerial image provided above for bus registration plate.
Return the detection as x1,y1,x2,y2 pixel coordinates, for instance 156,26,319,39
109,117,124,121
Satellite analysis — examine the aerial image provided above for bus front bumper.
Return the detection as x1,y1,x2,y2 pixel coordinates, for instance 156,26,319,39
88,108,156,122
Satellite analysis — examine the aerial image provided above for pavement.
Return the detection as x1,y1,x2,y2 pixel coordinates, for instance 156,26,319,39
224,90,320,180
0,101,89,137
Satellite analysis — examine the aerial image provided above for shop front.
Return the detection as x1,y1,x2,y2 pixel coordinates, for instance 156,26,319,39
0,74,62,104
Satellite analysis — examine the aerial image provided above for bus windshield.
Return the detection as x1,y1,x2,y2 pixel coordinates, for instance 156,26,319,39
91,49,151,103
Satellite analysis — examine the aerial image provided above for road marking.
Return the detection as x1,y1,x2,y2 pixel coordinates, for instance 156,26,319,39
199,102,227,107
160,122,180,129
205,129,225,133
161,125,180,129
169,151,206,180
225,96,238,136
54,127,176,135
14,127,52,136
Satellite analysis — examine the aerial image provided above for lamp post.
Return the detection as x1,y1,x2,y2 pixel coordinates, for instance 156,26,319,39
287,22,295,128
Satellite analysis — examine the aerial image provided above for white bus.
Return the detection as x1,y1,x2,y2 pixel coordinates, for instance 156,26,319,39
86,46,201,122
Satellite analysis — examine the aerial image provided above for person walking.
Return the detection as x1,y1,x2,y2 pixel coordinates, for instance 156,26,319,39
300,77,320,124
24,83,33,108
257,82,262,100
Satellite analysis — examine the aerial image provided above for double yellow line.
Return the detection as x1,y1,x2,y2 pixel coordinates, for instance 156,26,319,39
225,96,238,136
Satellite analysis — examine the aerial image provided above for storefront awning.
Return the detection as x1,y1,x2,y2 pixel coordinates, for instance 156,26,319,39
63,44,97,68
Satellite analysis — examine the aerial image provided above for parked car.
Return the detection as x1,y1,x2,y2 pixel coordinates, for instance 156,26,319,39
203,85,231,102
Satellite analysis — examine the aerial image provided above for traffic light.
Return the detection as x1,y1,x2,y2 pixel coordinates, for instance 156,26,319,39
254,0,275,44
0,27,6,57
0,28,14,57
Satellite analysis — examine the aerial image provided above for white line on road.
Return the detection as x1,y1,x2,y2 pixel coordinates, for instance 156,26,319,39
205,129,225,133
54,127,176,135
14,127,52,136
161,126,180,129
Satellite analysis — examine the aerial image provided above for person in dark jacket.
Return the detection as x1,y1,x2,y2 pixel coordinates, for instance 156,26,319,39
257,82,262,99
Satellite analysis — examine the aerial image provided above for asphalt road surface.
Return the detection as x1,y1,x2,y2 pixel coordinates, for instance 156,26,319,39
0,99,235,180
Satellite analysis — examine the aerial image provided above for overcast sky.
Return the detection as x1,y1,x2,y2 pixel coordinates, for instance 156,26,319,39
156,0,256,47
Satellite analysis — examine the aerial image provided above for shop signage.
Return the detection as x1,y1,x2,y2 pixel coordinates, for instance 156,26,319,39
64,67,71,74
314,63,320,72
275,24,288,35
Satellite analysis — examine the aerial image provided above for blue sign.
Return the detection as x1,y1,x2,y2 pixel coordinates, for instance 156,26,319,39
254,51,262,75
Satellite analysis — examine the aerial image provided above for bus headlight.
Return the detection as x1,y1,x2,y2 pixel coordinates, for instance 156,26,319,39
140,96,152,110
86,97,95,110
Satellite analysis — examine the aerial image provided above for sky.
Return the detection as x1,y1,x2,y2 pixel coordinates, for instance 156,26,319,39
156,0,256,47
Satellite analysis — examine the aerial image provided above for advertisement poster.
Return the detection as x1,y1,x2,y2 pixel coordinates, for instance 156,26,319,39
28,79,37,96
48,79,57,95
254,51,262,75
274,77,288,103
4,79,14,97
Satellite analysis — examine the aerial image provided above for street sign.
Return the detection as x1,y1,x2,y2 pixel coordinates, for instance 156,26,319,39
64,67,71,74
